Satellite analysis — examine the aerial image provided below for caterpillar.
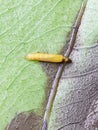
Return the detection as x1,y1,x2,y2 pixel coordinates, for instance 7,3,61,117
24,53,71,63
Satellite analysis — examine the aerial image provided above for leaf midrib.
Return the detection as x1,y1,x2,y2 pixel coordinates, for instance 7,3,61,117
42,0,88,130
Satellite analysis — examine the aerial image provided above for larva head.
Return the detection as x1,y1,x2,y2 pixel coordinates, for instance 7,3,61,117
64,57,72,63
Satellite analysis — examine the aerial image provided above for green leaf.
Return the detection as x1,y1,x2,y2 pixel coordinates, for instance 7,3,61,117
0,0,82,129
48,0,98,129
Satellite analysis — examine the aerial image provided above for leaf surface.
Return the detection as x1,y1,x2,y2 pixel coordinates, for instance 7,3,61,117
0,0,82,129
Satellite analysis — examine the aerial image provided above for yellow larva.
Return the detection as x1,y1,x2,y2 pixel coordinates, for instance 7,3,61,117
24,53,71,63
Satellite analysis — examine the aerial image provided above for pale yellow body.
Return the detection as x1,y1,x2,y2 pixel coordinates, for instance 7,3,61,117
25,53,69,63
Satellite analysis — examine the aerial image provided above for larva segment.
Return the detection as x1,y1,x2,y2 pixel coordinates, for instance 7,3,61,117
24,53,70,63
